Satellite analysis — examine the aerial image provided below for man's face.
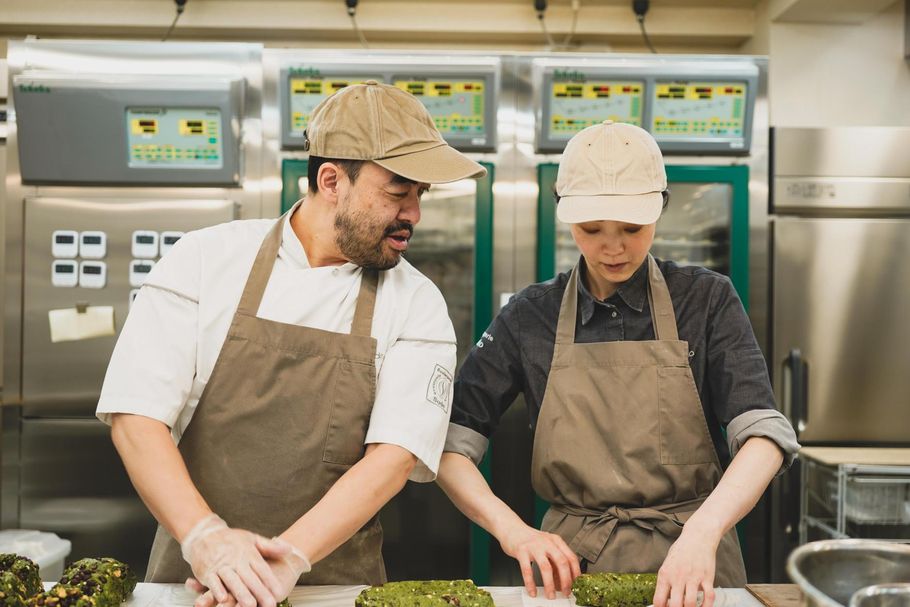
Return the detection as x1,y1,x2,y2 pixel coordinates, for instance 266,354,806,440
334,162,430,270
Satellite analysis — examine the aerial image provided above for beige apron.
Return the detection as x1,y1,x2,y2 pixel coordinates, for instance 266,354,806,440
531,256,747,588
145,208,386,585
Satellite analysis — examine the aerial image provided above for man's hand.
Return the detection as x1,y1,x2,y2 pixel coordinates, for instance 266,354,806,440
188,536,311,607
652,525,719,607
500,521,581,600
181,514,290,607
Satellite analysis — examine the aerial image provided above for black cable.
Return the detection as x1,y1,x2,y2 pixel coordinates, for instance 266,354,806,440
345,0,369,49
534,0,555,50
162,0,188,42
632,0,657,54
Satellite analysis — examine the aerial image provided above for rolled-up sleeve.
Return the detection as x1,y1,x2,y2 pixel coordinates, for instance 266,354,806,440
445,297,524,465
705,276,800,472
727,409,800,474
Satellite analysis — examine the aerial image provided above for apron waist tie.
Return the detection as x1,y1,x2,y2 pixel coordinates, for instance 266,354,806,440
551,496,708,564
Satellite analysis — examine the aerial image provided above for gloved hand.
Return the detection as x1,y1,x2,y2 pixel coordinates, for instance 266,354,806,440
188,536,311,607
181,514,291,607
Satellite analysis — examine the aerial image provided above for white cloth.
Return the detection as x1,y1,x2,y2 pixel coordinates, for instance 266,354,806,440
97,212,457,481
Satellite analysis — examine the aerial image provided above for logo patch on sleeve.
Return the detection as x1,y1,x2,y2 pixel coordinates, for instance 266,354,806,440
426,364,454,413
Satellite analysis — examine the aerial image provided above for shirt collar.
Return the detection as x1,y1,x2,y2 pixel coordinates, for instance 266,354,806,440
280,206,311,269
576,257,649,325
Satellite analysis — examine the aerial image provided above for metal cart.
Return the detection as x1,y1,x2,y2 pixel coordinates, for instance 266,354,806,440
800,447,910,544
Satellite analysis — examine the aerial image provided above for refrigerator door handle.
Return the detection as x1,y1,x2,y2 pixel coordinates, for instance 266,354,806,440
784,348,809,436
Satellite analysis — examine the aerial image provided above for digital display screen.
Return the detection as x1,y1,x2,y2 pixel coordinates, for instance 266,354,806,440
548,80,644,140
127,107,224,169
83,265,102,275
55,264,74,274
164,236,181,245
650,81,747,139
288,75,381,135
136,235,155,244
135,264,152,273
82,235,102,245
56,234,75,244
395,79,486,137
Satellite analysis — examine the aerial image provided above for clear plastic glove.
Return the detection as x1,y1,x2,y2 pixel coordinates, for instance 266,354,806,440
181,514,291,607
188,536,311,607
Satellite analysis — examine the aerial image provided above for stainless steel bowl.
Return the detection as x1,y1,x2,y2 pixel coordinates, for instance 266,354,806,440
849,583,910,607
787,540,910,607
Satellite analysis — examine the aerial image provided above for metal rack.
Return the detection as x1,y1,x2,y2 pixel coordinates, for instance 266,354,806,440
800,447,910,544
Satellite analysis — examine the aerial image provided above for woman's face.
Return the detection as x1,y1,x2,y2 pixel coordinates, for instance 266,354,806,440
570,220,656,299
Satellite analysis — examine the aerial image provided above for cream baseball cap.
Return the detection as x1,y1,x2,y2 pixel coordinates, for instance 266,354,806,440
556,120,667,225
304,80,487,184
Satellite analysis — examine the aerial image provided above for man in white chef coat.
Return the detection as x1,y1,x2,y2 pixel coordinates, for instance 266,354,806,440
97,81,487,607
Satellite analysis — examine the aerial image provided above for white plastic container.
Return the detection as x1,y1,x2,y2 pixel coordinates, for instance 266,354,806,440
0,529,72,582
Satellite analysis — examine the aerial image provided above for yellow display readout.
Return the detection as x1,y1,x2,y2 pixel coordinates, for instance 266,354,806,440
131,118,158,135
393,80,486,135
394,81,485,97
290,78,374,95
179,119,207,136
552,82,642,99
655,83,744,100
651,81,746,137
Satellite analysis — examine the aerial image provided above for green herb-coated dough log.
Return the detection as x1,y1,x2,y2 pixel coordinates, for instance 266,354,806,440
355,580,494,607
0,555,42,597
572,572,658,607
58,558,137,603
0,570,30,607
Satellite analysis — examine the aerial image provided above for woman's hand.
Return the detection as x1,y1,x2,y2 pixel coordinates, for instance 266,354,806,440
499,521,581,600
652,524,721,607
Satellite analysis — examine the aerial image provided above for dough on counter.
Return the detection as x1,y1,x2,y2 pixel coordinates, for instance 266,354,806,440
27,558,137,607
0,570,31,607
0,555,42,597
571,572,658,607
355,580,494,607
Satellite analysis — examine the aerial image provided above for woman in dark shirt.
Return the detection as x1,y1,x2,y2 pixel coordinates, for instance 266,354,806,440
437,121,799,607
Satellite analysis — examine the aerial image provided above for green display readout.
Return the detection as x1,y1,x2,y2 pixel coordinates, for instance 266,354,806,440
395,79,485,137
289,76,381,134
549,80,644,138
651,82,746,138
127,107,223,168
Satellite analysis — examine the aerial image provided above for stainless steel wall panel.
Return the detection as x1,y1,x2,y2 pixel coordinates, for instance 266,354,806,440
772,217,910,443
20,197,236,416
774,127,910,179
773,178,910,214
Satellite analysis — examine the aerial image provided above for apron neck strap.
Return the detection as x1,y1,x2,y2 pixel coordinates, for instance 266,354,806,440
236,203,380,338
350,269,379,337
554,264,581,345
646,255,679,341
554,255,680,345
236,210,287,318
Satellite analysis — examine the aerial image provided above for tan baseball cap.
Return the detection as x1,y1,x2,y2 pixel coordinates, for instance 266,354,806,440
304,80,487,184
556,120,667,225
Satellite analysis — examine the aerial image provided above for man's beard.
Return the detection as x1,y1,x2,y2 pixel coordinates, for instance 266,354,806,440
334,196,413,271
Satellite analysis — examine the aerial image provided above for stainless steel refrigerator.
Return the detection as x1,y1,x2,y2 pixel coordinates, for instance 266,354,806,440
769,126,910,578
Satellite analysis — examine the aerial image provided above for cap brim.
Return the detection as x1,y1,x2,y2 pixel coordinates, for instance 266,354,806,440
556,193,663,225
374,144,487,184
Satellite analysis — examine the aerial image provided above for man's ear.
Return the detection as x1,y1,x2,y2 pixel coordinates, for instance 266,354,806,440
317,163,343,203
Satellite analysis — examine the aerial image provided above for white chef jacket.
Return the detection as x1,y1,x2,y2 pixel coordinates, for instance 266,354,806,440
97,212,457,482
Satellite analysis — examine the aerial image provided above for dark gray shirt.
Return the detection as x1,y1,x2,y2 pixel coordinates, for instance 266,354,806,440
447,257,799,468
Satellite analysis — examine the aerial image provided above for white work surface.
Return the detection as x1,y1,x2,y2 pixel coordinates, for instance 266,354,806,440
115,584,765,607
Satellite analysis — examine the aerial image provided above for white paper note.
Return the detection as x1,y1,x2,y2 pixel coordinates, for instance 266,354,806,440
48,306,116,343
